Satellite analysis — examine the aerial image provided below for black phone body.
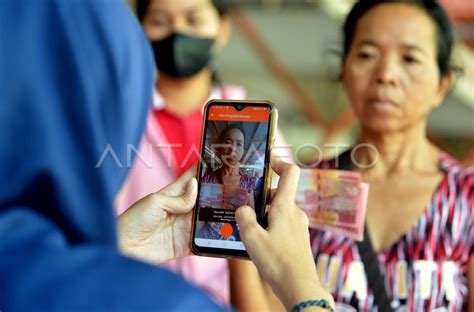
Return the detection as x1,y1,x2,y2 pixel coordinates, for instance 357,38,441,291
190,100,278,259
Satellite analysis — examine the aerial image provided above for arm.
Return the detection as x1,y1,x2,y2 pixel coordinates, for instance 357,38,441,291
228,259,270,311
263,282,286,311
237,160,335,311
228,260,286,312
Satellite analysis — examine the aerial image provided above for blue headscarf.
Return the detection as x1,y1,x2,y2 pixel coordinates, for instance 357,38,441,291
0,0,221,310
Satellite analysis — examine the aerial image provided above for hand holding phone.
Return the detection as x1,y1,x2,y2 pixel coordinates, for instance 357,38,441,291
235,160,335,311
191,100,278,259
119,166,198,264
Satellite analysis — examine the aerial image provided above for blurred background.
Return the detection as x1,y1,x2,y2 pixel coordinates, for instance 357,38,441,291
128,0,473,166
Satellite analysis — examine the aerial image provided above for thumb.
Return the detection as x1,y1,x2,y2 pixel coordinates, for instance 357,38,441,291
159,165,198,197
158,178,197,214
236,206,266,250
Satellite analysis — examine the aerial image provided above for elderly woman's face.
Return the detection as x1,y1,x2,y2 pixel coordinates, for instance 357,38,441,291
219,128,244,166
343,3,451,133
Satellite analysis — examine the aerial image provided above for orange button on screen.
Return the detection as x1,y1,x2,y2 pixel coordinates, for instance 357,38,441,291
220,223,233,238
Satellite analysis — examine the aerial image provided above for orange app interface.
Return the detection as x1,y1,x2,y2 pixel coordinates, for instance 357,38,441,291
207,105,270,123
195,104,270,250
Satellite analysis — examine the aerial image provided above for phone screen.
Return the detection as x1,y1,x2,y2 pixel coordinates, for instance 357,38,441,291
192,102,274,257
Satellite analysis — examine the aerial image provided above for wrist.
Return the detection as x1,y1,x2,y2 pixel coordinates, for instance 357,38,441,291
281,281,334,311
291,299,335,312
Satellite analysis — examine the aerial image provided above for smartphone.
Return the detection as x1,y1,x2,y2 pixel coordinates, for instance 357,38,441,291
191,100,278,259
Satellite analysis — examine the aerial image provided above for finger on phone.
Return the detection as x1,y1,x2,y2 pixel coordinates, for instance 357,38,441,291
271,160,300,203
236,206,267,260
270,188,277,201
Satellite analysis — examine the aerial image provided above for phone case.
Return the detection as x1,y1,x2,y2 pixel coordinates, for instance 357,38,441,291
190,99,278,259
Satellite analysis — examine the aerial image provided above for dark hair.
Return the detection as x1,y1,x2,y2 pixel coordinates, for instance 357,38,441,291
136,0,228,22
218,123,245,145
343,0,454,77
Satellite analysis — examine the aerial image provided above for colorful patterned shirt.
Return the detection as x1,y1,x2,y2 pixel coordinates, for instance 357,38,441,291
201,169,260,193
311,152,473,312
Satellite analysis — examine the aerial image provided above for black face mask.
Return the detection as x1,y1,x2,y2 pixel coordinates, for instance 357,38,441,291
151,32,215,78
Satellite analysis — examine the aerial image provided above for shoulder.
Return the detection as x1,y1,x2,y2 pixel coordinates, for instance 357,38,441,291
440,152,474,192
202,170,219,183
435,153,474,245
239,172,261,190
239,172,258,183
